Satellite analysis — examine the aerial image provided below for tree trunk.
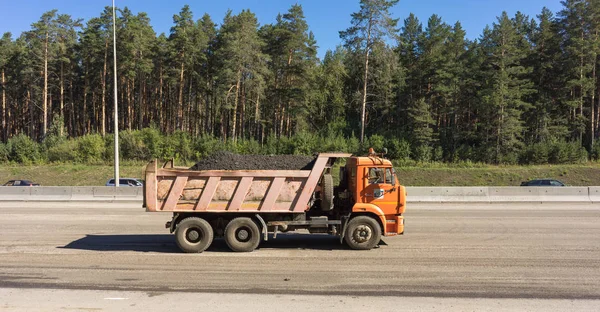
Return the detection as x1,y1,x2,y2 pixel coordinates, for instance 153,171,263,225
205,76,211,135
273,75,280,136
120,76,125,129
360,18,373,144
43,30,49,138
1,68,5,141
140,77,145,129
240,80,246,139
69,68,74,137
232,69,242,141
158,65,164,131
597,82,600,140
279,105,285,137
580,27,585,144
101,40,108,136
592,60,596,149
255,92,260,139
178,54,185,131
127,78,132,130
92,91,96,132
49,91,52,128
221,113,226,142
83,66,88,136
167,83,172,133
59,62,64,136
138,72,144,130
187,76,193,133
27,89,33,138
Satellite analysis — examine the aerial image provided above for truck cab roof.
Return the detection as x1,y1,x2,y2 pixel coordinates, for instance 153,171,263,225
348,156,393,167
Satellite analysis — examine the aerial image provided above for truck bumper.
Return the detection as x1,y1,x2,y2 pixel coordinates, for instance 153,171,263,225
384,215,404,236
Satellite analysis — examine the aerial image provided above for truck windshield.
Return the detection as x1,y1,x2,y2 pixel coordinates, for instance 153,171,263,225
385,168,393,184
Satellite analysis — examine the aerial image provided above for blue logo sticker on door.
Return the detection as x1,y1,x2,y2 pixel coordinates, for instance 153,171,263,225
374,189,384,199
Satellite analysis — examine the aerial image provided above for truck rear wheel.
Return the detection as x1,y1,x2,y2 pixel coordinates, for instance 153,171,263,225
344,216,381,250
225,217,261,252
175,217,214,253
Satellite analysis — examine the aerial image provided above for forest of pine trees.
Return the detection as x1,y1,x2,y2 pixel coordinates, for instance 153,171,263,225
1,0,600,164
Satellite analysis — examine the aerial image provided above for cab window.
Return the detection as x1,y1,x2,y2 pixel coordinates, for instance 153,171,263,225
368,168,384,184
367,167,394,185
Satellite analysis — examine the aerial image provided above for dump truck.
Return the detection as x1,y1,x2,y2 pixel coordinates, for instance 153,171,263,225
143,149,406,252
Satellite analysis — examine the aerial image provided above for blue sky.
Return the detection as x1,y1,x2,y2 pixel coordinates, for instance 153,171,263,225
0,0,563,58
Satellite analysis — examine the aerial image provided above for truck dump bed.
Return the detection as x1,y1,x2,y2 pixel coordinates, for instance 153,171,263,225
144,153,351,213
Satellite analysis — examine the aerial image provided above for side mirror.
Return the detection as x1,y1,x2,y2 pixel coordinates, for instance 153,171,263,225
383,147,388,155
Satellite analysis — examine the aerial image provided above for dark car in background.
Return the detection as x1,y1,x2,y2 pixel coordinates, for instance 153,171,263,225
520,179,566,186
105,178,143,187
3,180,40,186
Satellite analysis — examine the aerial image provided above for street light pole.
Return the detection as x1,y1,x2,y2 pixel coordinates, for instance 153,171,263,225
113,0,120,187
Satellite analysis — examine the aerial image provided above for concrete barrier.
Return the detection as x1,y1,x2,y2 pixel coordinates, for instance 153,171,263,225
30,187,72,201
70,187,95,201
405,186,595,203
0,187,32,201
589,186,600,203
92,187,117,199
91,187,141,201
407,187,489,202
0,186,597,204
0,186,140,202
487,187,590,202
114,186,143,198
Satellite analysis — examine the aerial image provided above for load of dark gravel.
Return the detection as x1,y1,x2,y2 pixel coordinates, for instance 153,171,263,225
190,151,316,171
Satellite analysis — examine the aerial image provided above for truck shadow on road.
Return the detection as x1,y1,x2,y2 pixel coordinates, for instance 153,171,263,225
60,234,384,253
60,235,180,253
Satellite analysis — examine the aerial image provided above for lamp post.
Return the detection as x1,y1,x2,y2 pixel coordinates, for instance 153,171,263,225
113,0,120,187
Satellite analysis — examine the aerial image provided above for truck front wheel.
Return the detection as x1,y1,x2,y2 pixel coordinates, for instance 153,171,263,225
175,217,214,253
225,217,261,252
344,216,382,250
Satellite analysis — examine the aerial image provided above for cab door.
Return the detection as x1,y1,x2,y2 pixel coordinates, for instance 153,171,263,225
362,167,400,215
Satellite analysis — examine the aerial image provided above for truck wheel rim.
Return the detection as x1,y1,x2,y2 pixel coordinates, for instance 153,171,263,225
186,228,202,243
353,225,372,243
236,228,250,242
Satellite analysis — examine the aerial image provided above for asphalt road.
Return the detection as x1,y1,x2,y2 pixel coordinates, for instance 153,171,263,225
0,202,599,310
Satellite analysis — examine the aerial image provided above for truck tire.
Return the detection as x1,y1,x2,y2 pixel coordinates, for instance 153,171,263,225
320,174,334,211
344,216,381,250
225,217,261,252
175,217,214,253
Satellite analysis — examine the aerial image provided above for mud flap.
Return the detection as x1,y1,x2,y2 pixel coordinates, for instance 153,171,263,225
255,214,268,241
339,214,351,244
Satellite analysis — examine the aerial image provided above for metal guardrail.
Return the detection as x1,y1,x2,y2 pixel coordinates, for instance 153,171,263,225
0,186,598,203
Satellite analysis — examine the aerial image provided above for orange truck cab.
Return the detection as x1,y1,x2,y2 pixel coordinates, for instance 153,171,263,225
338,149,406,238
